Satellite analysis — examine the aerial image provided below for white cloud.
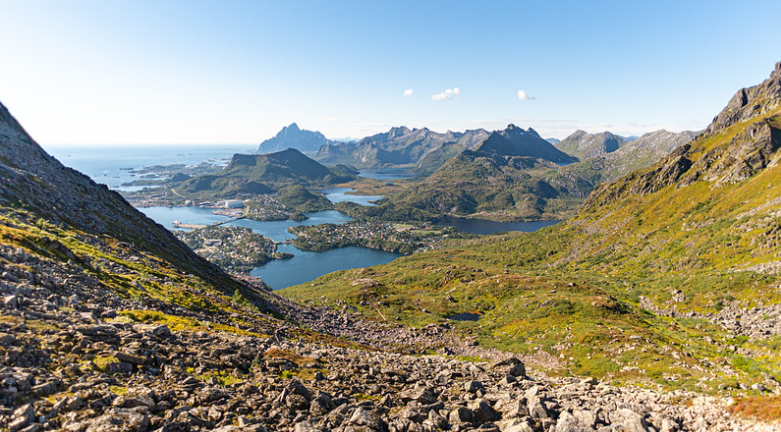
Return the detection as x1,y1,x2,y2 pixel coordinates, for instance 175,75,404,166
517,90,535,100
313,117,339,122
432,87,460,101
403,88,414,96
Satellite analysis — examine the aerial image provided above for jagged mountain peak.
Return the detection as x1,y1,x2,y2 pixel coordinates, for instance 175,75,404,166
258,123,333,154
706,61,781,135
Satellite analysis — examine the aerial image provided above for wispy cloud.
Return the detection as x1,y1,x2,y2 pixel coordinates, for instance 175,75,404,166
517,90,535,100
403,88,414,96
432,87,460,101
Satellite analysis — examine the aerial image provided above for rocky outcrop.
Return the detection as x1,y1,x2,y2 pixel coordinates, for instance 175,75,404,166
706,61,781,135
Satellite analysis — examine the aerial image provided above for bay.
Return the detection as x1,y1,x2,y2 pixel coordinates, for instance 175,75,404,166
319,187,383,206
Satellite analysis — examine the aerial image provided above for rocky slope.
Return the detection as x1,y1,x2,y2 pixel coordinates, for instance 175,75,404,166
554,130,625,160
257,123,338,155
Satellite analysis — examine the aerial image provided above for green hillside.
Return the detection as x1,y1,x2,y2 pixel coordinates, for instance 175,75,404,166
174,148,356,201
389,129,694,221
283,63,781,391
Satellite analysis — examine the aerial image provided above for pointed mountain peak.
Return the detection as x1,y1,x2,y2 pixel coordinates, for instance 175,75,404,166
706,61,781,135
259,123,332,154
526,127,541,138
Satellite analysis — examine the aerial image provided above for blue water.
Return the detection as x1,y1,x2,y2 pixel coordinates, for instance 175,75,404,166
251,245,400,290
320,187,383,206
138,206,394,289
435,216,560,235
358,168,417,180
46,144,254,189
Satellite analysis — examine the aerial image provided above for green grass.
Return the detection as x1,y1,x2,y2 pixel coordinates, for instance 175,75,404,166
281,109,781,390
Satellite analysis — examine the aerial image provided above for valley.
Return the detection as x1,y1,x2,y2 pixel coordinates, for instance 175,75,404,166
3,59,781,432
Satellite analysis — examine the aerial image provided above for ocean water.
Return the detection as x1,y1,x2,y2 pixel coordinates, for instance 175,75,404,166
45,144,255,189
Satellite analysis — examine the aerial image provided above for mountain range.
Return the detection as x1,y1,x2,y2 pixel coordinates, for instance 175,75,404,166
3,61,781,431
315,126,491,169
387,126,694,220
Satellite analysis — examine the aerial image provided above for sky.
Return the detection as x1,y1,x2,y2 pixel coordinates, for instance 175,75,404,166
1,0,780,147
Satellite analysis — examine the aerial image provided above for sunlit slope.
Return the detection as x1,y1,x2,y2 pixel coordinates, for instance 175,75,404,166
283,63,781,390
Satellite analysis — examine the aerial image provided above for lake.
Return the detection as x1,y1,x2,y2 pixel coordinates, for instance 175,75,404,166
435,216,561,235
319,187,383,206
358,168,417,180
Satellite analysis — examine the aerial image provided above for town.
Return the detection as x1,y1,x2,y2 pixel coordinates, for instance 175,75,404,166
289,220,465,254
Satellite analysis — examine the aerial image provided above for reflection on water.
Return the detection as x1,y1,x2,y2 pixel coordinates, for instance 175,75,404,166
319,187,383,206
435,216,561,235
139,206,399,290
358,168,417,180
252,245,400,290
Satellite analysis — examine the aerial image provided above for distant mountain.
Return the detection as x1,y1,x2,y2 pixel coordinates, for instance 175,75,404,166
545,137,561,145
554,130,626,160
410,129,490,175
474,125,578,163
315,126,488,169
257,123,337,155
549,129,696,199
388,126,692,220
176,148,356,200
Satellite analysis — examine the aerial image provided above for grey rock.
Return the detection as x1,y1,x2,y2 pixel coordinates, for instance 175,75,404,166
610,408,648,432
465,380,484,393
527,396,549,419
85,408,150,432
449,406,474,425
400,386,437,404
469,399,499,423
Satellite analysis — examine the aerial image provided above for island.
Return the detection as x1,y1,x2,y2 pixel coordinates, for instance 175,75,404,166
288,221,463,255
174,225,292,273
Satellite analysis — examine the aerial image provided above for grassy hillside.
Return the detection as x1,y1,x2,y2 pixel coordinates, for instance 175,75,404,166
173,148,356,201
283,71,781,393
389,130,693,221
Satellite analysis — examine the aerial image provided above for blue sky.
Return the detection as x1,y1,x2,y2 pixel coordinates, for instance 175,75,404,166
1,0,780,146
